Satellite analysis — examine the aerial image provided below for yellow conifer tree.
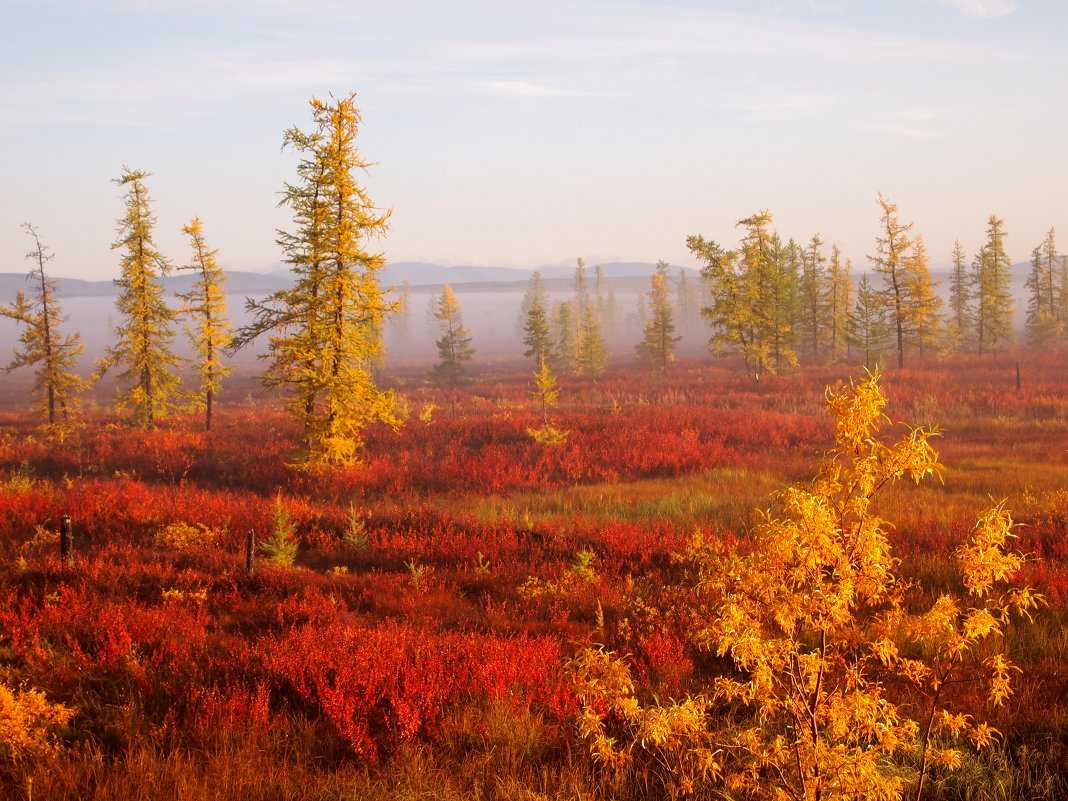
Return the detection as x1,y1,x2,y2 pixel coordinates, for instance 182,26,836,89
98,167,182,428
178,217,231,431
0,223,87,424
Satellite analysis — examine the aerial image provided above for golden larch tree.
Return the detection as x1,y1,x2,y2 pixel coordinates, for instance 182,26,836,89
0,223,87,424
98,167,182,428
237,94,400,464
636,261,679,371
432,284,474,386
178,217,231,431
869,193,913,368
827,245,851,361
904,235,943,359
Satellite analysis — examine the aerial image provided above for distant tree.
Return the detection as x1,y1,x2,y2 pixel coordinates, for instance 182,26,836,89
177,217,231,432
237,94,400,463
676,267,700,340
521,272,552,364
1058,254,1068,337
0,223,87,424
636,262,680,371
1025,229,1059,348
393,280,412,339
689,211,798,379
946,239,972,352
432,284,474,386
972,215,1014,354
770,235,801,372
848,274,888,368
98,167,182,428
869,194,912,368
552,300,578,373
827,245,851,361
575,300,608,378
903,235,942,359
518,270,546,336
798,233,829,361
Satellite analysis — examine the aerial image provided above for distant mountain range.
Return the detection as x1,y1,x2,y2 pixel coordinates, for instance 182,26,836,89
0,262,696,299
0,260,1030,300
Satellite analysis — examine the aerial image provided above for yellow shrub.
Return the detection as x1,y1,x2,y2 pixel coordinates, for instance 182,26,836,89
155,521,219,552
0,683,74,762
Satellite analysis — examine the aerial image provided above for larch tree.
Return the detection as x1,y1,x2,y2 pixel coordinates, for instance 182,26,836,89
522,277,553,366
676,267,701,339
1025,228,1059,348
869,194,913,369
636,262,680,371
98,167,182,428
848,274,888,368
518,270,546,337
552,300,578,374
904,235,943,359
0,223,87,424
432,284,474,386
972,215,1014,354
237,107,330,447
798,233,829,362
575,300,609,378
946,239,972,352
526,356,568,446
237,94,400,464
827,245,851,361
177,217,231,432
689,211,798,380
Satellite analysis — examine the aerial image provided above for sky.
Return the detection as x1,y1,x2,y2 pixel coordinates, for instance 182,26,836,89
2,0,1067,280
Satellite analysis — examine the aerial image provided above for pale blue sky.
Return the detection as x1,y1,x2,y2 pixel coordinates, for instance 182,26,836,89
3,0,1066,279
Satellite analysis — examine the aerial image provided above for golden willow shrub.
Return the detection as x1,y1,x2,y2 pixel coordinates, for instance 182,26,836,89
572,371,1041,800
0,683,73,763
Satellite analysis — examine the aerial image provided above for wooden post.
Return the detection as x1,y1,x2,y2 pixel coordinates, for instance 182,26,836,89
59,514,73,567
245,529,255,575
1015,361,1021,392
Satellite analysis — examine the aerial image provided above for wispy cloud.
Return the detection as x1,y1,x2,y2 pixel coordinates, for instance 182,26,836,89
939,0,1018,18
732,93,837,122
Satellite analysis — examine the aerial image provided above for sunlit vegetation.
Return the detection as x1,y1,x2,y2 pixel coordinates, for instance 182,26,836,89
1,90,1066,800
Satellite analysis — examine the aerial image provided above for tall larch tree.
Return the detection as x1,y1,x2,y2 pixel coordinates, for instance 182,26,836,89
237,109,330,447
636,262,680,371
869,193,913,368
432,284,474,386
972,215,1014,354
177,217,231,432
798,233,829,362
314,94,400,463
522,277,553,366
848,274,888,368
236,95,399,463
946,239,972,352
904,235,942,359
99,167,181,428
827,245,851,361
0,223,87,424
1025,228,1060,348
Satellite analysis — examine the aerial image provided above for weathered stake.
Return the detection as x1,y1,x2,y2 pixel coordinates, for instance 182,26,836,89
1015,361,1021,392
59,514,73,567
245,529,255,575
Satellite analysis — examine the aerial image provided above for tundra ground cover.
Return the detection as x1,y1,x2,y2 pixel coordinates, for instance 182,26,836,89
0,353,1065,799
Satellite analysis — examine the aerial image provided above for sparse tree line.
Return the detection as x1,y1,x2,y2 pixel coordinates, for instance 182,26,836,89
690,195,1066,378
3,92,1065,461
